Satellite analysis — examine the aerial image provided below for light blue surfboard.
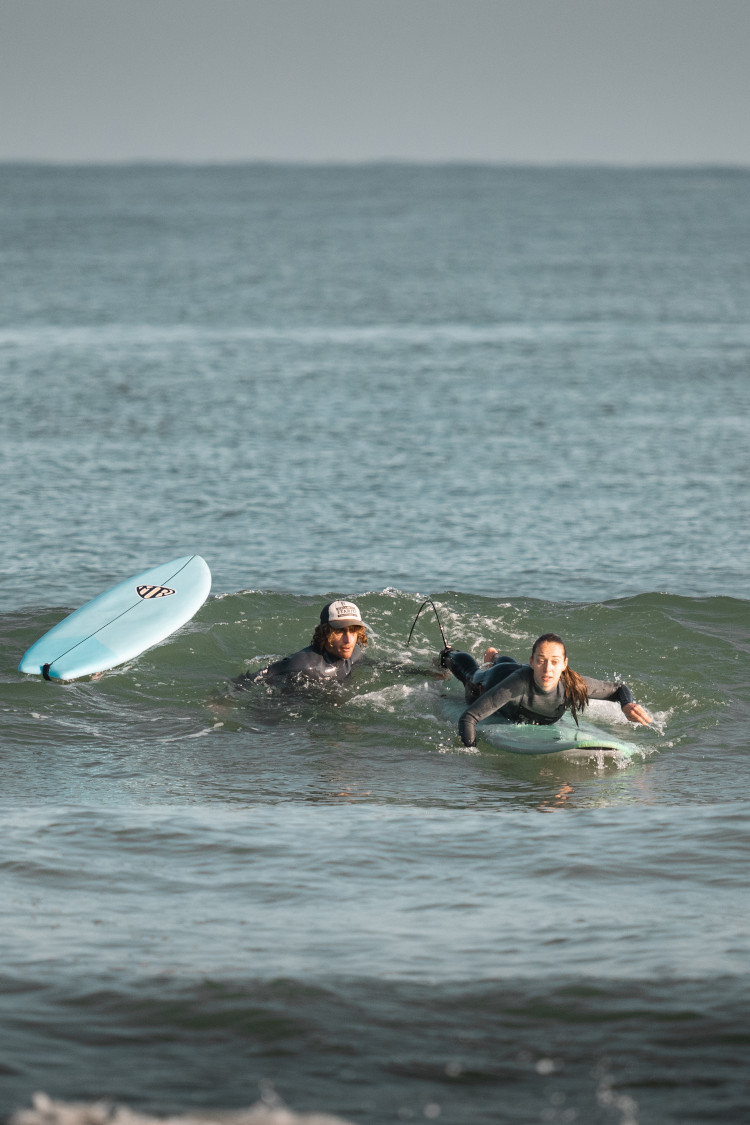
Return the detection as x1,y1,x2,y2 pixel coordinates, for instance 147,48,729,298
19,555,211,681
442,696,642,758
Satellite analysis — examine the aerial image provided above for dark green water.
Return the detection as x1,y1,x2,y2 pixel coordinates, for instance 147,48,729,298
1,165,749,1124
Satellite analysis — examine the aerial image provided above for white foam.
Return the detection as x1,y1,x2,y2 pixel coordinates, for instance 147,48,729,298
349,682,443,723
11,1093,354,1125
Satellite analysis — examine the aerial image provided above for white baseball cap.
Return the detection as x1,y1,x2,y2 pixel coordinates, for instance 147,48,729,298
320,600,364,628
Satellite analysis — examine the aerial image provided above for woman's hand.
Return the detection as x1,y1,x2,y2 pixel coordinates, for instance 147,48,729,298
622,701,652,725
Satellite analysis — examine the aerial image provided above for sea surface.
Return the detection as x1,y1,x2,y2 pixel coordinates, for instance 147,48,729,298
1,164,749,1125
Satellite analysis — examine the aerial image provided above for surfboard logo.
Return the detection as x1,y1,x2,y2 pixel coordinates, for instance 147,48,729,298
136,584,176,599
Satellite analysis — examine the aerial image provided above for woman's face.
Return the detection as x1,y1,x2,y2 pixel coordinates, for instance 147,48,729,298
531,641,568,692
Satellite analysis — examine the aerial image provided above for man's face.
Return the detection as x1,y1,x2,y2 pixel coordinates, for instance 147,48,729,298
324,626,360,661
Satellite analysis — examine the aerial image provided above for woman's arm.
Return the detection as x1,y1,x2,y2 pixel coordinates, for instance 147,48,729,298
584,676,652,725
621,701,652,725
457,669,529,746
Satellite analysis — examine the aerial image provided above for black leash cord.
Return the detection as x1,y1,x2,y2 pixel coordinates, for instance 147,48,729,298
407,598,449,649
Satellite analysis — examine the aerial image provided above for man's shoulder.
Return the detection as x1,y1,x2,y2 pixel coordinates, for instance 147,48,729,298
254,641,367,685
286,644,322,666
268,645,328,676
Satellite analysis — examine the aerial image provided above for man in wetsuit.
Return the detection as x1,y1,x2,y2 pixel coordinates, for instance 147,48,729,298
235,599,368,686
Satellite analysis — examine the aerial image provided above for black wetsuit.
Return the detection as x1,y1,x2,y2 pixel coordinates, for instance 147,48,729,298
236,642,365,687
445,651,634,747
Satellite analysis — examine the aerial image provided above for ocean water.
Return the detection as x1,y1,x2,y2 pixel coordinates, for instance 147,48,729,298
1,164,749,1125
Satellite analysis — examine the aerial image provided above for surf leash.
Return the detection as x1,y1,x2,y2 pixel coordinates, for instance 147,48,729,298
407,597,449,650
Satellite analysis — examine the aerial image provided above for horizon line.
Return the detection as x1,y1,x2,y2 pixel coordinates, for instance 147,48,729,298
2,157,749,171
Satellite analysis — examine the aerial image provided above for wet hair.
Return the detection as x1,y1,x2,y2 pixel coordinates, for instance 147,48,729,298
311,622,368,652
531,633,589,724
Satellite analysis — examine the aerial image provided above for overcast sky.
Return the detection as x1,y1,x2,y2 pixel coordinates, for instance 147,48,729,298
2,0,749,164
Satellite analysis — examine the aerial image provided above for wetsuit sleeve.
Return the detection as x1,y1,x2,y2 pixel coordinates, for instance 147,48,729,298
583,676,634,707
457,669,530,747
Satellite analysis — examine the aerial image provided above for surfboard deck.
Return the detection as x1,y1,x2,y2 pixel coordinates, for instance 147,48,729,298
441,696,642,758
18,555,211,681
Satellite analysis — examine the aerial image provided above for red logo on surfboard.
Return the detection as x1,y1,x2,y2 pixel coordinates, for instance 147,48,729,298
136,584,176,599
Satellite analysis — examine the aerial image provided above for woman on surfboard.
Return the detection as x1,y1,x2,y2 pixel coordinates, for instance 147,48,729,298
441,633,652,747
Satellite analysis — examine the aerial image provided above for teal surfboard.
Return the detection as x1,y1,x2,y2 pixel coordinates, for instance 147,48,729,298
19,555,211,681
442,696,642,758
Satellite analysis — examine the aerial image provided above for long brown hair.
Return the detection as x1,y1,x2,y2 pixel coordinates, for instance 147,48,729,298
311,622,368,652
531,633,588,724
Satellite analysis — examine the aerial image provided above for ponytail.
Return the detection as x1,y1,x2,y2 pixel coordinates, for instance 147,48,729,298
532,633,589,726
561,665,589,726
